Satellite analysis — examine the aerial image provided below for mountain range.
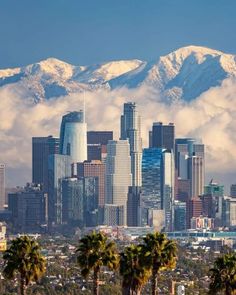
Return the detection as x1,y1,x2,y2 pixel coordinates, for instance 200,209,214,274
0,45,236,102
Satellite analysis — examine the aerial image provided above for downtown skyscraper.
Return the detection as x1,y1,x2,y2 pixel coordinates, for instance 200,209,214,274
0,164,5,210
141,148,174,230
59,111,87,163
105,140,132,226
120,102,142,226
32,136,59,191
120,102,142,187
151,122,175,150
175,138,205,199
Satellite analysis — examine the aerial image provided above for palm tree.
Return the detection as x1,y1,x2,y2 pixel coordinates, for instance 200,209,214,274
209,253,236,295
3,235,46,295
120,244,151,295
77,231,119,295
142,232,177,295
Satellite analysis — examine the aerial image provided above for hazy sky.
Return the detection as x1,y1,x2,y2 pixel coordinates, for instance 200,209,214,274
0,0,236,68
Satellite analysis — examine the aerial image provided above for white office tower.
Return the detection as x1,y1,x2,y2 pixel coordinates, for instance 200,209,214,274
120,102,142,186
105,140,132,225
59,111,87,164
162,150,175,231
0,164,5,210
188,155,204,198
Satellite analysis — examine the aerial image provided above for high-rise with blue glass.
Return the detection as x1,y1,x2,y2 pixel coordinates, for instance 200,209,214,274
48,154,71,224
141,148,174,230
59,111,87,164
142,148,162,214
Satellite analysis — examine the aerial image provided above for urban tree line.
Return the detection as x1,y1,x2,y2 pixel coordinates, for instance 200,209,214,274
2,232,236,295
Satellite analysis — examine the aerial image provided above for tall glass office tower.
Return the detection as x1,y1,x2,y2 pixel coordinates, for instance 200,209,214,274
120,102,142,187
162,150,175,231
141,148,174,230
142,148,162,213
48,154,71,224
32,136,59,191
59,111,87,163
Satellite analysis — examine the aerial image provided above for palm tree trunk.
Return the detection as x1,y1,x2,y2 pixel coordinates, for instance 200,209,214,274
93,267,99,295
151,268,158,295
20,275,26,295
122,287,130,295
225,284,233,295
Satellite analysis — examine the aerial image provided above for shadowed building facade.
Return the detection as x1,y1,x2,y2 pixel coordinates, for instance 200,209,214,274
32,136,59,191
152,122,175,150
87,131,113,161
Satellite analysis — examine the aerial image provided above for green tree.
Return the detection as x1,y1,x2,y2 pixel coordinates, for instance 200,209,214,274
3,235,46,295
209,253,236,295
142,232,177,295
120,244,151,295
77,231,119,295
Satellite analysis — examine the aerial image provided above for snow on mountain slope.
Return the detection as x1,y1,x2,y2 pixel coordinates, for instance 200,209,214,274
23,58,76,79
73,60,143,83
0,45,236,102
109,46,236,101
0,67,21,78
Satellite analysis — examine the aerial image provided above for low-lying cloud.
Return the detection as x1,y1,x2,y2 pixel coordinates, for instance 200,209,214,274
0,78,236,190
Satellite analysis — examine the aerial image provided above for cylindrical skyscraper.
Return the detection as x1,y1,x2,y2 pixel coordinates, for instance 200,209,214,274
59,111,87,163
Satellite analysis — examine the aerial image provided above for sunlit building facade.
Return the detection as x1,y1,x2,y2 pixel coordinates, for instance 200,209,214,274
105,140,132,225
59,111,87,163
0,164,5,210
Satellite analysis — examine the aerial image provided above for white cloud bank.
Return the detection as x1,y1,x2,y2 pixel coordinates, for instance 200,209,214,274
0,79,236,190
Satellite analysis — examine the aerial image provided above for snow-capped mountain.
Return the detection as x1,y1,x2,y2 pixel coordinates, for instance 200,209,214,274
0,45,236,102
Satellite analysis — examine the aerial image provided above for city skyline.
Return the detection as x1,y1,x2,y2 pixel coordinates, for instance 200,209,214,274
1,101,235,193
2,2,236,293
0,2,235,193
5,104,228,232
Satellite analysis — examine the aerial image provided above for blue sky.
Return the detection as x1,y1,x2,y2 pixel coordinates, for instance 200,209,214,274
0,0,235,68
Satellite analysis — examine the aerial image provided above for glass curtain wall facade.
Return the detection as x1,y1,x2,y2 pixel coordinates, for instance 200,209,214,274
152,122,175,150
162,150,175,231
32,136,59,191
59,111,87,163
62,176,99,227
141,148,162,225
61,178,84,226
48,154,71,225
